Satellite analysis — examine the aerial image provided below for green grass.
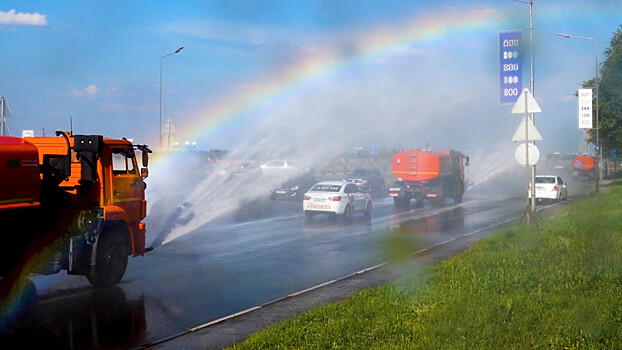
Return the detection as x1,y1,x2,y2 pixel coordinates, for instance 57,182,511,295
229,187,622,349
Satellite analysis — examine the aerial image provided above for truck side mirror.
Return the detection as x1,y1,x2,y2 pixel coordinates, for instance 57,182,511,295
141,167,149,178
142,151,149,167
465,156,470,167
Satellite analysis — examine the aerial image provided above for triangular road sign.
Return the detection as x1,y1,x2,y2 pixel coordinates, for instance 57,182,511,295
511,88,541,114
512,116,542,141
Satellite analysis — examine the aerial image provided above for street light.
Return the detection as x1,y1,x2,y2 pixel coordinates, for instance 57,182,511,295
556,33,600,193
513,0,538,219
160,46,184,151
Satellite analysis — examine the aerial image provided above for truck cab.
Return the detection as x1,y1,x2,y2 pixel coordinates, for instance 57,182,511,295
0,132,151,296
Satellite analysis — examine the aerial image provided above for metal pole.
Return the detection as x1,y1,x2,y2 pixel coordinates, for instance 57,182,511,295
528,0,536,212
515,0,537,211
1,97,5,136
159,56,163,151
525,116,530,225
555,34,599,192
529,0,534,96
595,39,600,193
159,46,184,152
167,120,171,150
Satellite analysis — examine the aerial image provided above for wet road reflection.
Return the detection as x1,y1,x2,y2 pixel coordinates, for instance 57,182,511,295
0,176,594,348
389,206,466,234
1,287,146,349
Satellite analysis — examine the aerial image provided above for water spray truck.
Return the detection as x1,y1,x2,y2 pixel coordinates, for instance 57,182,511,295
572,155,595,179
0,132,151,298
388,149,469,208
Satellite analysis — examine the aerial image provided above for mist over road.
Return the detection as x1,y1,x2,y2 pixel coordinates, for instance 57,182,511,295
1,169,592,348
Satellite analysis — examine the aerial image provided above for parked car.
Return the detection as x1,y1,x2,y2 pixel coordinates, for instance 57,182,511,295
344,168,385,192
303,181,372,221
269,173,317,200
528,175,568,203
227,161,263,180
260,159,297,173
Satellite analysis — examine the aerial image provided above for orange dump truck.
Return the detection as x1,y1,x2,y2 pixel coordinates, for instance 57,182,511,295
388,149,469,208
0,132,151,295
572,155,595,178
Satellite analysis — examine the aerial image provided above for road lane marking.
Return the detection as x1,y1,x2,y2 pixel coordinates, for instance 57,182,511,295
140,195,585,348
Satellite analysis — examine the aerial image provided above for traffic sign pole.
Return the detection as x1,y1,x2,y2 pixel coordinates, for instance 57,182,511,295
512,88,541,226
612,149,617,182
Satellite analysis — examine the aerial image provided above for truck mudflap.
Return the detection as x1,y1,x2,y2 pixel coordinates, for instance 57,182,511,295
68,235,93,275
131,222,147,256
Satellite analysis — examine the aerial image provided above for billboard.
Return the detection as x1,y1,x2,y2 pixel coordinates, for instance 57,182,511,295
578,88,593,129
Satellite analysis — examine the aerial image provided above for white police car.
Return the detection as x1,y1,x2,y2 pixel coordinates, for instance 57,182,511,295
303,181,372,220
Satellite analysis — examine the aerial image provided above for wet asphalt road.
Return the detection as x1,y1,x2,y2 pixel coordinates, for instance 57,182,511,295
0,175,594,349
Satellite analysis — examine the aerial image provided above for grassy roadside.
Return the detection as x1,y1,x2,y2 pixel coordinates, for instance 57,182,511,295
229,186,622,349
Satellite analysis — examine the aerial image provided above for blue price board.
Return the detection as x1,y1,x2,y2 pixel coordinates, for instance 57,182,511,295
499,31,523,104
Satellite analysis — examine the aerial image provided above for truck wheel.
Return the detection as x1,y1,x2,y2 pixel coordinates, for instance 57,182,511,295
432,196,446,208
455,188,464,204
393,197,400,207
364,202,372,218
393,197,409,209
414,194,425,208
87,230,128,288
414,199,423,208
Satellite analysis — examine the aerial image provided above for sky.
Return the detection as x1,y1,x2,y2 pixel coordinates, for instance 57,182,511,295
1,0,621,157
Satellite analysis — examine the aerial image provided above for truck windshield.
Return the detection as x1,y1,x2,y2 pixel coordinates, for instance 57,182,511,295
112,149,137,175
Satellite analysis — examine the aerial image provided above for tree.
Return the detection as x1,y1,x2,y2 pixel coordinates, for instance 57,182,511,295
594,25,622,154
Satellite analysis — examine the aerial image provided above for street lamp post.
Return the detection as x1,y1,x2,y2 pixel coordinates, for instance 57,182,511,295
159,46,184,151
556,33,599,193
513,0,537,215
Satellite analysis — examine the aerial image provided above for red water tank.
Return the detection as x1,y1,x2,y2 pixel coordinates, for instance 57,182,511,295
0,136,41,208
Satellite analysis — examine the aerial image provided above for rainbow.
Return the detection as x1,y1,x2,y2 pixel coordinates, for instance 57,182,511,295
173,7,506,150
1,6,506,320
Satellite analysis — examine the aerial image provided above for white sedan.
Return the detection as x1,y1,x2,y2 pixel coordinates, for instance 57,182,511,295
528,175,568,203
260,159,297,173
303,181,372,220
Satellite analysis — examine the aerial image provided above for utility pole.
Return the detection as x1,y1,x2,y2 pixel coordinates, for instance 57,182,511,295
160,46,184,151
556,33,600,193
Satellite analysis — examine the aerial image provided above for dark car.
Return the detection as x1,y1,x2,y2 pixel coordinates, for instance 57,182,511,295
229,161,262,178
344,168,385,192
269,173,317,200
